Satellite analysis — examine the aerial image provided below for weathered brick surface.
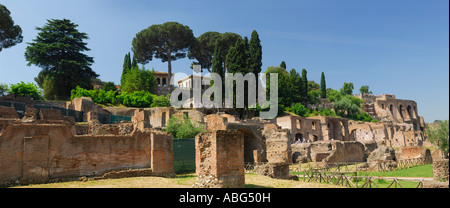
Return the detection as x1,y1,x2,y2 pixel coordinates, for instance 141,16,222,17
195,130,244,188
0,106,18,119
0,121,173,186
433,159,449,181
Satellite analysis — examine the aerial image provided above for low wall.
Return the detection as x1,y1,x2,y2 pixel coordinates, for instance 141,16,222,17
0,121,173,186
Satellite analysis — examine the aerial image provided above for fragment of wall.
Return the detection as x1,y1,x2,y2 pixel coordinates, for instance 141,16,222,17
0,122,173,186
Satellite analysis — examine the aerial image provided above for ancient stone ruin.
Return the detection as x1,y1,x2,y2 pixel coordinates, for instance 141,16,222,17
0,92,441,188
0,105,174,187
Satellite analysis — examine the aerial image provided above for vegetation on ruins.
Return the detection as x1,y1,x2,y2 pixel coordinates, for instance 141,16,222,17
25,19,99,100
165,115,205,138
8,81,42,100
425,120,449,157
70,86,117,106
0,83,8,96
359,85,372,94
120,65,157,94
340,82,354,95
132,22,196,92
0,4,23,53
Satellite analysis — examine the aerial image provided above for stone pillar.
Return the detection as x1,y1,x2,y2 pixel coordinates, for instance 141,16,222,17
195,130,245,188
150,132,174,174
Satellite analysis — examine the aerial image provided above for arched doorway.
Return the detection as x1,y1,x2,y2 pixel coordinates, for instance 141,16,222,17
399,105,404,118
407,105,412,119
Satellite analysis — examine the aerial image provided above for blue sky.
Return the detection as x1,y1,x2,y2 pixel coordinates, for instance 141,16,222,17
0,0,448,122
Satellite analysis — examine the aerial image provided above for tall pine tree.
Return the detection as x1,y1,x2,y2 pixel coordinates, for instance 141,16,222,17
25,19,98,100
320,72,326,98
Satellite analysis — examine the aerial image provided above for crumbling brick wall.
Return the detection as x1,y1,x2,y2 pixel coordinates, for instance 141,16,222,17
0,106,18,119
263,128,292,164
0,121,174,186
433,159,449,181
195,130,244,188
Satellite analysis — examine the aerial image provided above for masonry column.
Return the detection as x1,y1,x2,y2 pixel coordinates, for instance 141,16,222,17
150,131,174,174
195,130,245,188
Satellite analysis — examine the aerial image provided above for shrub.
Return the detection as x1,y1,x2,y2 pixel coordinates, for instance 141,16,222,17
8,81,42,100
70,86,116,105
0,83,8,96
291,103,310,117
150,94,171,107
116,90,153,107
164,115,205,138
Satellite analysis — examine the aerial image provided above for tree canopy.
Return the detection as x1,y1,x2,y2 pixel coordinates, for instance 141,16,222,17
24,19,98,100
340,82,354,95
132,22,195,91
188,31,221,72
0,4,23,52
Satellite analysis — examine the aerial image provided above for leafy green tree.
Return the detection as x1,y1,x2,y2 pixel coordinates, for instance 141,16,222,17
291,103,310,117
121,66,157,94
25,19,98,100
132,22,195,91
326,88,341,102
188,31,221,72
8,82,42,100
359,85,372,94
425,120,449,157
0,4,23,52
264,66,290,108
288,68,302,104
332,95,363,116
320,72,326,98
340,82,354,95
103,82,117,92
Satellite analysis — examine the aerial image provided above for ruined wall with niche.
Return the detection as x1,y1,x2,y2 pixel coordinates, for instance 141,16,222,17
348,121,425,148
0,107,174,186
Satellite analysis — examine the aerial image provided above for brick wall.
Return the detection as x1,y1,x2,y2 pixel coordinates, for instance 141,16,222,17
0,122,173,186
195,130,244,188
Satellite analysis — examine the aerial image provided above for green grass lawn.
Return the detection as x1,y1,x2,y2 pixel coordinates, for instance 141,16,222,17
357,164,433,178
292,164,433,188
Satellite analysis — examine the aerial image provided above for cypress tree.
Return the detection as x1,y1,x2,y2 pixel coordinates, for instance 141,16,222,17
131,52,138,69
249,30,262,75
280,61,286,69
121,52,131,85
301,69,308,105
226,38,249,74
320,72,326,98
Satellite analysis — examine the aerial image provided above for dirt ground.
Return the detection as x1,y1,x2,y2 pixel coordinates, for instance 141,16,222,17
12,173,342,188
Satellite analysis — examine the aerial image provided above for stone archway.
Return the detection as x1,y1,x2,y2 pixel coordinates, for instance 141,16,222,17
398,105,404,119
